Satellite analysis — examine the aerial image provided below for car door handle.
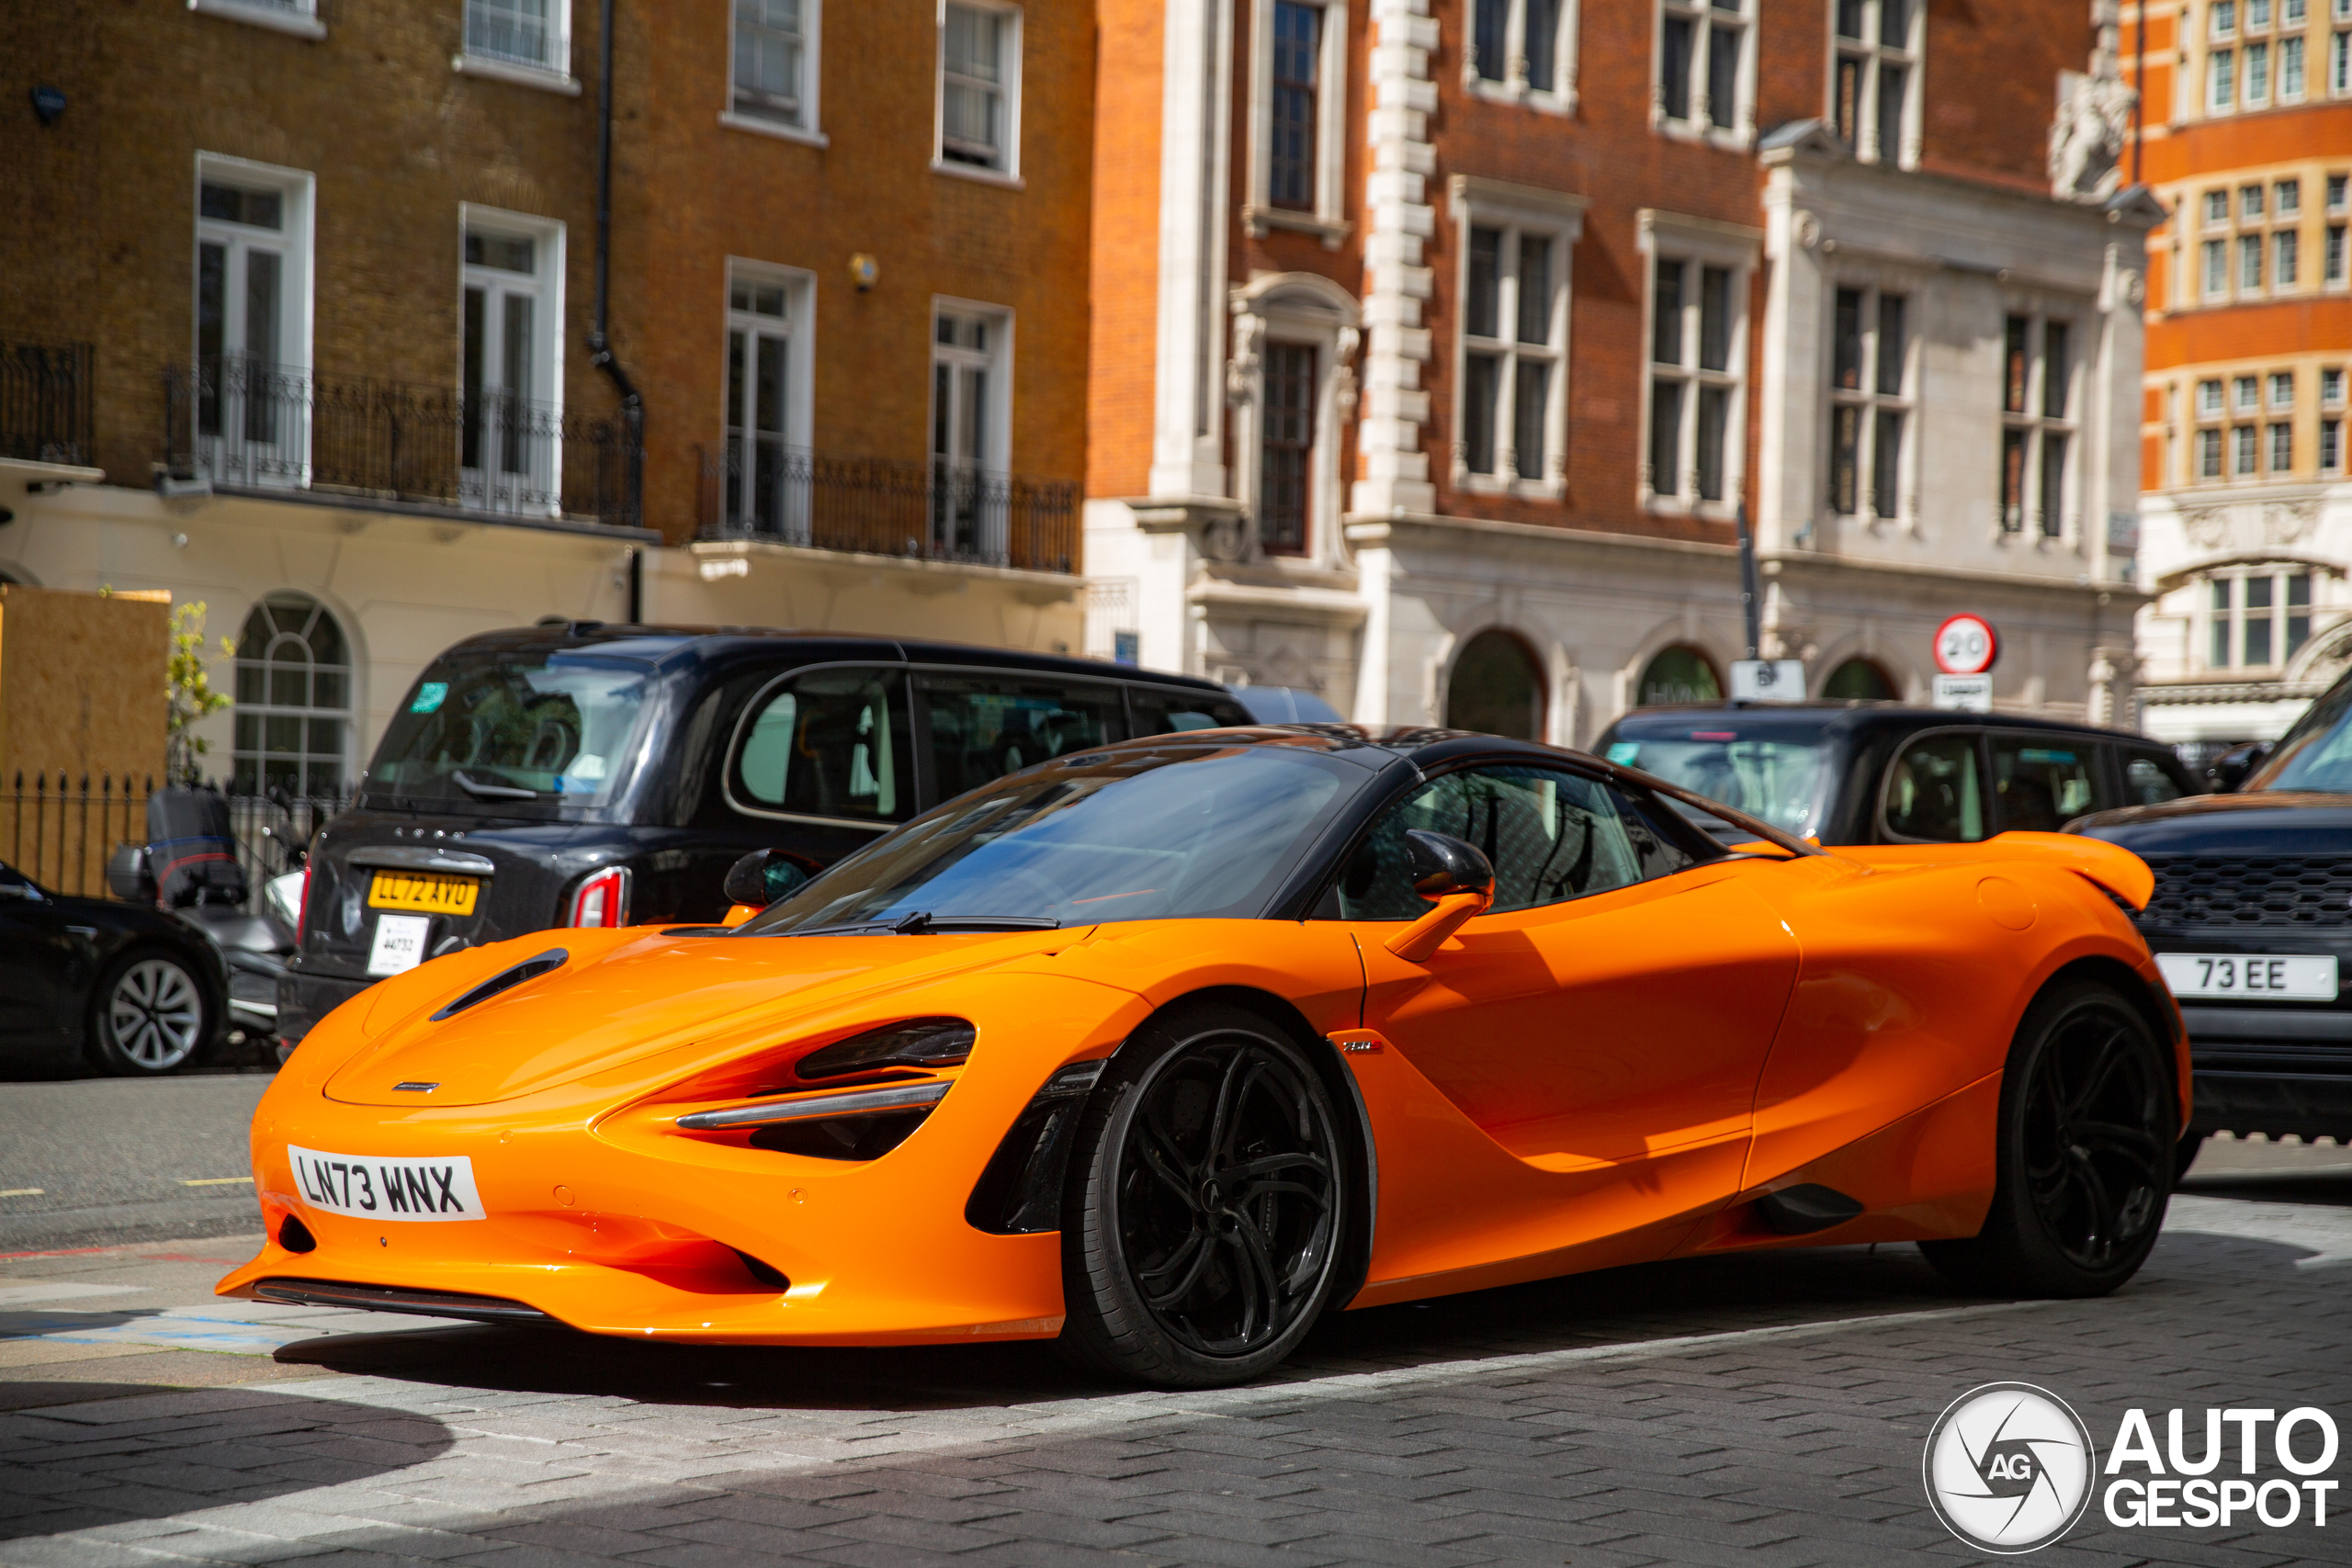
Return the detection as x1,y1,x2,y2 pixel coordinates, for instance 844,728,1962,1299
65,925,99,938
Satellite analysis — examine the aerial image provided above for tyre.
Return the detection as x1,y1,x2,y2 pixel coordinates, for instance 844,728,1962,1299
2173,1130,2209,1187
86,950,215,1076
1922,980,2176,1297
1058,1002,1350,1387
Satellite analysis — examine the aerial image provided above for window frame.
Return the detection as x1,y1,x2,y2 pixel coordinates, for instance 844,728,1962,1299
231,592,353,798
722,663,915,830
191,152,317,491
1638,208,1758,521
1464,0,1583,115
458,0,576,87
2202,564,2319,671
457,204,567,519
1996,303,2083,543
1822,274,1917,530
1229,272,1361,566
1448,175,1585,499
1875,727,1991,846
1653,0,1756,148
933,0,1023,186
1827,0,1923,168
1244,0,1351,244
722,0,828,147
718,258,818,538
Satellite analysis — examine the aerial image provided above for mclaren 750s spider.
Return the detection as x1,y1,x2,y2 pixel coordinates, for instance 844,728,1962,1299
220,726,2188,1387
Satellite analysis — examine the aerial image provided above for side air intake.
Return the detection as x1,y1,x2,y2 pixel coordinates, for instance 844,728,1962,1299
1755,1184,1866,1235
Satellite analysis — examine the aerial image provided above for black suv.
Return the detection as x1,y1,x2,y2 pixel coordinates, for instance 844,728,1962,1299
279,625,1250,1043
1593,703,2194,845
2075,668,2352,1151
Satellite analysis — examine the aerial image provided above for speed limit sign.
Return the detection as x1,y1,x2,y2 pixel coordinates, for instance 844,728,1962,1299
1933,614,1999,675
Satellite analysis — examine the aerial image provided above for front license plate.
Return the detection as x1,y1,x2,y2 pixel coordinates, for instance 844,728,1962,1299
2156,953,2339,1001
367,913,430,976
368,870,481,915
288,1145,484,1222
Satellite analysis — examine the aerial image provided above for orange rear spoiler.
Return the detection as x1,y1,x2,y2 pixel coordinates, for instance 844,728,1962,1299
1838,831,2154,910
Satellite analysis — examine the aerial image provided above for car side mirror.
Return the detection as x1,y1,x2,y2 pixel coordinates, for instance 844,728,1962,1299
723,849,815,909
1385,830,1496,963
2209,740,2274,794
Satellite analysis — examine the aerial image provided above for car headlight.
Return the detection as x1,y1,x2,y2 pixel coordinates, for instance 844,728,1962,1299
657,1018,978,1162
794,1017,975,1080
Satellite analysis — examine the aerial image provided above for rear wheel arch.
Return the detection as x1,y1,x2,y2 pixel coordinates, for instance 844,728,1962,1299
1110,985,1376,1312
2039,953,2182,1098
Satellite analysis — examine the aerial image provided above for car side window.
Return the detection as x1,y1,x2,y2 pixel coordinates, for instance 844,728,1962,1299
0,861,42,899
920,673,1126,801
1329,765,1683,920
2123,749,2186,807
1883,732,1985,842
1130,685,1253,736
1990,733,2103,832
729,668,914,824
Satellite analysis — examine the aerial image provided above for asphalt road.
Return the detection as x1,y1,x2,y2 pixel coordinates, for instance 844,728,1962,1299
0,1075,273,1252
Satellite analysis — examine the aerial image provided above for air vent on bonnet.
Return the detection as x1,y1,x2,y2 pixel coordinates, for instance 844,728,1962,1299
429,949,569,1021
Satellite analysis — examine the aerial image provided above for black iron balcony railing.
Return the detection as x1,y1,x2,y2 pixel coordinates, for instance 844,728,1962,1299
696,440,1079,575
2,338,95,467
164,357,642,528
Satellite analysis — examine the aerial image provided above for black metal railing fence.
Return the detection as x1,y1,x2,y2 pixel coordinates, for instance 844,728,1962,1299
2,338,95,466
696,442,1079,575
4,772,350,901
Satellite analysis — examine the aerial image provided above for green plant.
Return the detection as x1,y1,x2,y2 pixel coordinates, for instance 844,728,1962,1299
165,602,235,784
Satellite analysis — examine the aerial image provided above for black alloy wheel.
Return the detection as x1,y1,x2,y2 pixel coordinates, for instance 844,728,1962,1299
1060,1002,1350,1386
1922,980,2175,1297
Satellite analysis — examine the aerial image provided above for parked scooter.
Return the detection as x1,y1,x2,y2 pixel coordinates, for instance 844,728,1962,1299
107,787,300,1049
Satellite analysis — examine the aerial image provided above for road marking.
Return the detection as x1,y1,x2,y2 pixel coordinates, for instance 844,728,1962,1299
0,1190,43,1198
181,1177,254,1187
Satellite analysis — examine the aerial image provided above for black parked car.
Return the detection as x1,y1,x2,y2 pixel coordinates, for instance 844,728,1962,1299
0,858,229,1075
279,625,1253,1043
1592,703,2195,845
2075,668,2352,1156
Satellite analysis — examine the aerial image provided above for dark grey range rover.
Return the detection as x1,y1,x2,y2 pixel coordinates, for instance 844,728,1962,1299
2075,671,2352,1158
279,625,1249,1044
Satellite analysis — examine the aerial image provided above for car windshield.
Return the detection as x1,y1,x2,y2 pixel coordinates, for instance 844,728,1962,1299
738,742,1363,934
1602,725,1834,838
2252,671,2352,792
364,649,652,807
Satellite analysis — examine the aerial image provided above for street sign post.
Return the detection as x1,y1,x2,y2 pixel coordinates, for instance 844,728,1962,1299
1931,673,1993,712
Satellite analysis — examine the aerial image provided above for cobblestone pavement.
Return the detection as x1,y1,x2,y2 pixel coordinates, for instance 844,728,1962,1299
3,1142,2350,1568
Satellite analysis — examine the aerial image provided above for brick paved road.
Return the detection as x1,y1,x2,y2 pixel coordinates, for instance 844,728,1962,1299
3,1144,2350,1568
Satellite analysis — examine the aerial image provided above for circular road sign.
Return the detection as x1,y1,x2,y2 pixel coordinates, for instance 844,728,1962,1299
1934,614,1999,676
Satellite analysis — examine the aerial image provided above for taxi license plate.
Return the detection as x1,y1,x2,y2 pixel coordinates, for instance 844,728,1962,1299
2156,953,2339,1002
368,870,481,916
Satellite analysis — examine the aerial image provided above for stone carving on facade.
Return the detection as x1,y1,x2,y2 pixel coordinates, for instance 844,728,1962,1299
2263,499,2320,545
2182,506,2230,548
1225,311,1263,407
1332,325,1361,416
2049,70,2135,202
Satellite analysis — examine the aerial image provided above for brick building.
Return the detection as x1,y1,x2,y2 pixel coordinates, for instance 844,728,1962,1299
1085,0,2158,738
0,0,1089,786
2126,0,2352,750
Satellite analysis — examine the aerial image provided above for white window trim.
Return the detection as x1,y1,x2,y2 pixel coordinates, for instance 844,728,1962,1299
1227,273,1360,567
457,204,568,517
718,259,818,536
1447,175,1585,500
187,0,325,41
1651,0,1756,150
725,0,824,143
1462,0,1583,117
1996,298,2086,547
455,0,579,94
1243,0,1351,248
1636,209,1758,522
930,296,1015,475
1821,274,1919,532
192,152,317,490
933,0,1024,187
1826,0,1923,168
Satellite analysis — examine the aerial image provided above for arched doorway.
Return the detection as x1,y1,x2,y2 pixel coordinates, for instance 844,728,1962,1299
1445,629,1545,739
233,592,351,795
1822,657,1897,700
1635,645,1722,705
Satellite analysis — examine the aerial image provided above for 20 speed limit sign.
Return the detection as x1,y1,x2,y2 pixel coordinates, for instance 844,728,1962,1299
1933,614,1998,676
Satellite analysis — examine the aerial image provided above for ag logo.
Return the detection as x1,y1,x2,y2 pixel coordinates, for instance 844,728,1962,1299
1924,1382,2098,1553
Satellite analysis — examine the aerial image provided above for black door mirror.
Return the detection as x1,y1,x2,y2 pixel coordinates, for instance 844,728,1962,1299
2208,740,2274,794
724,849,816,908
1403,829,1495,900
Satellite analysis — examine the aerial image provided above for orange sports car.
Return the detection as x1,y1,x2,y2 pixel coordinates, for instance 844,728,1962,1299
220,727,2188,1387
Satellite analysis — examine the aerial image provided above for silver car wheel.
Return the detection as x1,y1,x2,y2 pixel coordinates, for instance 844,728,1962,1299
107,957,206,1070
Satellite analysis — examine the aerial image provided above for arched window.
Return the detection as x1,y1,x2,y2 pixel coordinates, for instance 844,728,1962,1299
1445,629,1546,739
233,592,350,795
1635,645,1722,705
1822,657,1897,700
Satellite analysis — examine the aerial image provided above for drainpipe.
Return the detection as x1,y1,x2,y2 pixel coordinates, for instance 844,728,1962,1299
588,0,644,604
2132,0,2145,187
